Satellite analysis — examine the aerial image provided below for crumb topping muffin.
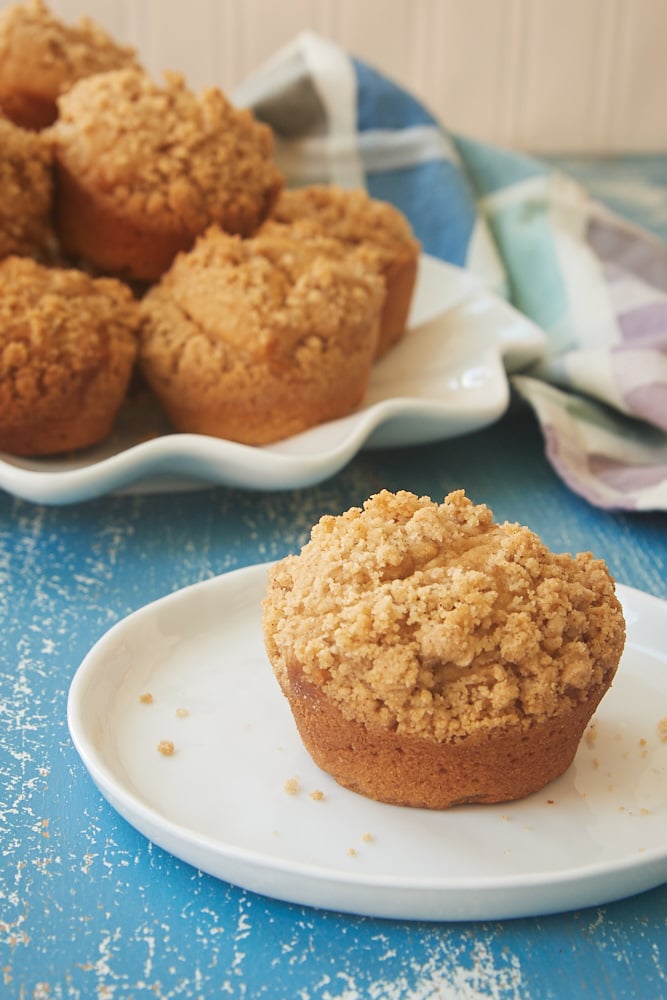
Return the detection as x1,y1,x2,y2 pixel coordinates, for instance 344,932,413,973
0,114,54,260
48,68,284,280
263,490,626,807
138,223,385,444
269,186,421,356
0,255,139,456
0,0,138,129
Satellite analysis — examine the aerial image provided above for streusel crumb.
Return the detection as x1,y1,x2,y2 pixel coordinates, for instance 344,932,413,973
0,0,138,128
0,255,138,433
270,186,419,268
0,117,53,259
263,490,626,742
138,224,385,443
49,67,282,234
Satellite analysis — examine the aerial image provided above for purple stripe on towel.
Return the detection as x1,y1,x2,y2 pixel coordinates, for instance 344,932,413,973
618,301,667,349
588,453,667,495
541,425,629,509
587,217,667,292
541,424,665,509
621,383,667,432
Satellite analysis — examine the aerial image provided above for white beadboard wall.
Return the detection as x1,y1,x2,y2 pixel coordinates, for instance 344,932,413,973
2,0,665,153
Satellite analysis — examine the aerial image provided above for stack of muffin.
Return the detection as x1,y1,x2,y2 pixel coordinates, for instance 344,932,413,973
0,0,420,457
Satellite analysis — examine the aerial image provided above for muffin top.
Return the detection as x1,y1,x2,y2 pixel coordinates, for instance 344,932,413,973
0,0,138,125
269,185,420,267
0,255,138,425
140,223,385,368
263,489,626,741
48,68,284,235
0,115,53,258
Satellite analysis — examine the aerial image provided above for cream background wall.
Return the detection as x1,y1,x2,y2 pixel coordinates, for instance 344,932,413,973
1,0,665,154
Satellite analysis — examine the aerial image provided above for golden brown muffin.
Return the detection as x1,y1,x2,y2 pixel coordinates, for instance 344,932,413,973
262,489,626,809
0,255,138,456
138,223,385,445
269,186,420,357
48,67,284,281
0,0,138,129
0,114,54,260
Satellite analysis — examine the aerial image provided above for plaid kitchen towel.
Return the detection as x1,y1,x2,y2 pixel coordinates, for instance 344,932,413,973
234,32,667,511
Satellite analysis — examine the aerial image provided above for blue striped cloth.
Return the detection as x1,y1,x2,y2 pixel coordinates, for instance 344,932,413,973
234,32,667,511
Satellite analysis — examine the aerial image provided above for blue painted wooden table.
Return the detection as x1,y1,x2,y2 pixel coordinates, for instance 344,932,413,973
1,398,666,1000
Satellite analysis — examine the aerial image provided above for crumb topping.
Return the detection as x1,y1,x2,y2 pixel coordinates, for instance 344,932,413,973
263,490,626,742
139,224,385,370
48,67,283,232
0,116,53,258
0,255,138,424
270,186,420,266
0,0,137,100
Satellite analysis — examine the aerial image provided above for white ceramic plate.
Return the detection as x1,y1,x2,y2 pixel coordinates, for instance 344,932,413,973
68,564,667,922
0,256,545,505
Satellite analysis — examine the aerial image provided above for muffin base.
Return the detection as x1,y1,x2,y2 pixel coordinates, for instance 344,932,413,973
0,359,136,457
54,161,283,282
144,347,378,446
377,251,419,358
53,162,195,281
282,664,610,809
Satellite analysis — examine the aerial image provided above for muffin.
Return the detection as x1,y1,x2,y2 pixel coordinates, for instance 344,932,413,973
262,490,626,809
138,223,386,445
48,67,284,281
0,114,54,261
0,0,138,129
269,186,420,357
0,255,139,456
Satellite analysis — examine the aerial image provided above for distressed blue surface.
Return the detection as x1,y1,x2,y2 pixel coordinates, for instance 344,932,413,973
2,403,666,1000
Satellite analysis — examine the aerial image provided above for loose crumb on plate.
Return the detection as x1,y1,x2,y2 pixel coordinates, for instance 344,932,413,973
157,739,175,756
283,777,300,795
175,707,189,718
361,832,374,843
658,718,667,742
139,692,153,704
310,789,324,801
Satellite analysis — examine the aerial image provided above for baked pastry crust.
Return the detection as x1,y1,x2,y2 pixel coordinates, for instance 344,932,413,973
138,224,385,444
263,489,626,808
0,0,138,129
49,68,284,280
269,186,420,357
0,256,138,456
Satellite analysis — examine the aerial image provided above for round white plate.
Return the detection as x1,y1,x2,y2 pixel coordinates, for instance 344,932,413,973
0,256,545,505
67,564,667,922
